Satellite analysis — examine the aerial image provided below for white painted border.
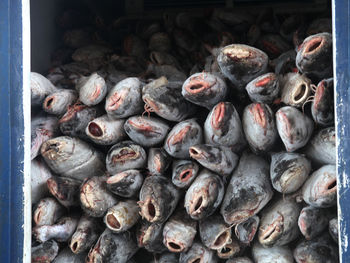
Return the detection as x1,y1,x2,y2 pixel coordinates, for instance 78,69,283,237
331,0,344,261
22,0,31,262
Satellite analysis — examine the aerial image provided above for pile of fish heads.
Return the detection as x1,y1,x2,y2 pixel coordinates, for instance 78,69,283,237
31,5,338,263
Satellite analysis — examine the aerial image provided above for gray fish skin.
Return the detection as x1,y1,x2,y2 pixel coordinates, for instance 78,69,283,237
235,215,260,244
148,148,171,176
31,72,57,106
298,206,329,240
75,73,107,106
104,200,140,233
86,228,138,263
33,215,79,243
152,252,178,263
149,51,180,68
329,217,338,243
270,152,311,194
43,89,78,116
276,106,314,152
72,45,112,63
217,44,268,90
189,144,239,176
296,33,333,79
139,175,180,223
245,72,280,104
47,176,81,207
271,50,296,75
149,32,172,53
252,242,294,263
306,127,336,165
307,18,332,35
258,198,301,247
33,197,65,226
31,115,59,160
216,238,241,260
80,176,118,217
69,215,102,254
204,102,246,150
137,220,166,253
294,234,339,263
257,34,291,58
280,73,312,108
199,215,232,250
179,241,218,263
302,165,337,208
59,102,103,140
162,209,197,253
164,119,203,159
106,141,147,174
172,160,199,188
145,63,187,82
105,77,144,119
182,72,227,109
106,169,143,198
142,77,196,122
185,169,224,220
242,103,278,153
41,136,105,181
226,257,253,263
124,116,170,147
123,35,147,59
86,115,126,145
312,78,334,126
220,153,273,225
63,28,91,48
32,240,59,263
31,158,53,204
53,247,87,263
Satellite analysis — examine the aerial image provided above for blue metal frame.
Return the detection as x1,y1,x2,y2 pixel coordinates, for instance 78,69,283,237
334,0,350,262
0,0,25,262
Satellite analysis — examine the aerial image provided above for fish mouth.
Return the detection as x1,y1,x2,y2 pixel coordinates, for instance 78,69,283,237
105,213,121,231
139,225,153,246
88,122,104,137
188,256,203,263
90,83,102,101
211,102,226,130
189,193,208,217
106,172,128,184
43,96,55,109
319,177,337,195
261,40,280,55
33,209,43,225
112,147,139,163
211,229,232,250
153,154,162,173
165,240,185,252
140,198,159,223
277,111,292,144
224,46,251,60
303,36,324,55
250,103,267,131
313,81,325,109
255,75,274,87
189,146,207,160
59,101,86,123
70,238,82,254
259,215,284,246
179,168,194,182
168,125,191,146
185,75,214,94
217,241,240,259
128,119,161,136
106,91,125,111
292,83,309,104
47,178,65,201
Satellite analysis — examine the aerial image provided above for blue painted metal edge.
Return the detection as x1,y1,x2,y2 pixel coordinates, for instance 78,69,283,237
333,0,350,262
0,0,30,262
